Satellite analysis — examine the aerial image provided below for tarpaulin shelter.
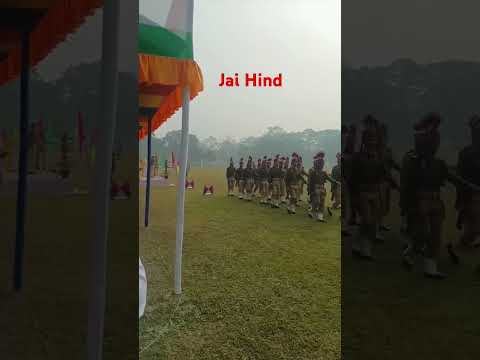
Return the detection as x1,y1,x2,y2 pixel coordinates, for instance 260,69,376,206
138,0,203,294
0,1,120,359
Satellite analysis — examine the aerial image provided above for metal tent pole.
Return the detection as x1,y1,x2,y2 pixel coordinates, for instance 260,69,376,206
13,30,31,291
86,1,120,359
174,87,190,295
144,115,152,227
173,0,195,296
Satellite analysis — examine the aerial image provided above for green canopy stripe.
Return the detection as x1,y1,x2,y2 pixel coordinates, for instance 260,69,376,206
138,23,193,59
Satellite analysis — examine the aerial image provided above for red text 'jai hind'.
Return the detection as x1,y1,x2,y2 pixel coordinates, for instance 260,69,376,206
218,73,283,87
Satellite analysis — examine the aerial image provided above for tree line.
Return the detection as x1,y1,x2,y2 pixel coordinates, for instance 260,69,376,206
140,126,340,170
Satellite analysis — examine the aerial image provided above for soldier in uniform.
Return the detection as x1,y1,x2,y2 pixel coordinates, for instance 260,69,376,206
244,156,255,201
269,157,283,208
456,114,480,248
286,156,301,214
259,157,269,204
349,116,395,259
226,158,236,196
401,113,480,278
236,158,245,199
340,126,351,236
253,158,262,196
297,156,308,203
281,157,289,203
377,122,401,237
344,124,359,227
331,152,342,209
309,152,339,221
266,158,273,203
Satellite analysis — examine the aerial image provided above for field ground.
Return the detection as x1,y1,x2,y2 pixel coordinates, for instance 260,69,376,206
0,171,138,359
342,183,480,359
139,167,341,360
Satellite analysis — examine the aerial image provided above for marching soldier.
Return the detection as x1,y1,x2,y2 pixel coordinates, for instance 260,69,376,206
226,158,236,196
401,113,480,278
297,156,308,203
236,158,245,199
253,158,262,196
343,124,358,233
282,157,289,203
244,156,255,201
349,116,396,260
340,126,351,236
331,152,342,209
269,157,283,208
259,157,269,204
286,156,301,214
456,114,480,248
309,152,339,221
378,123,400,236
266,158,273,203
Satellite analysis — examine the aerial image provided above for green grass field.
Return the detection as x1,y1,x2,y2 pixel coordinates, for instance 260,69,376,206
0,173,138,359
342,184,480,360
139,167,341,360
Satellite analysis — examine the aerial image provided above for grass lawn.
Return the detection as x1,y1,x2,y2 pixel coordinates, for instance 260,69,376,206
139,167,341,359
342,184,480,360
0,171,138,359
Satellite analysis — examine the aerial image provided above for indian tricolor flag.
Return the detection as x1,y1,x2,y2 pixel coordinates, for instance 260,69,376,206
138,0,203,139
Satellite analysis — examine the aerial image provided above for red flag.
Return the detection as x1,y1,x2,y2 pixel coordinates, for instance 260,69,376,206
77,111,86,152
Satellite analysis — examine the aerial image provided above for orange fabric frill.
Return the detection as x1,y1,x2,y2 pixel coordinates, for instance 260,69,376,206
0,0,102,86
138,54,204,140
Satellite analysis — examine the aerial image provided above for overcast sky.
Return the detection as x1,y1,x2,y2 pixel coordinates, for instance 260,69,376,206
343,0,480,67
37,1,138,77
141,0,341,140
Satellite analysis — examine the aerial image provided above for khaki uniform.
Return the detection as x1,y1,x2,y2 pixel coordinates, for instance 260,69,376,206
350,152,387,256
331,164,341,209
236,167,245,198
286,166,301,213
456,145,480,245
257,165,269,204
380,147,394,218
269,166,283,207
226,165,236,195
244,166,255,201
400,151,448,262
280,167,287,202
308,169,332,220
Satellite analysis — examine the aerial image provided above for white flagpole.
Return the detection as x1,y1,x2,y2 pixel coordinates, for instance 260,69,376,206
86,0,120,359
174,0,194,295
174,87,190,295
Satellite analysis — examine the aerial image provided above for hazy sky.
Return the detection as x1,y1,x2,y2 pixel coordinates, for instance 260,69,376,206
141,0,341,140
37,1,138,77
343,0,480,67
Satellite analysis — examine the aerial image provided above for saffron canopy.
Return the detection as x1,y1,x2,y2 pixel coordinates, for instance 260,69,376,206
138,13,203,139
0,0,102,85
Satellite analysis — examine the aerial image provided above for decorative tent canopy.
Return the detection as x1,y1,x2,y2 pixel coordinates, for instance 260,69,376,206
137,14,203,139
0,0,102,85
0,0,103,293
